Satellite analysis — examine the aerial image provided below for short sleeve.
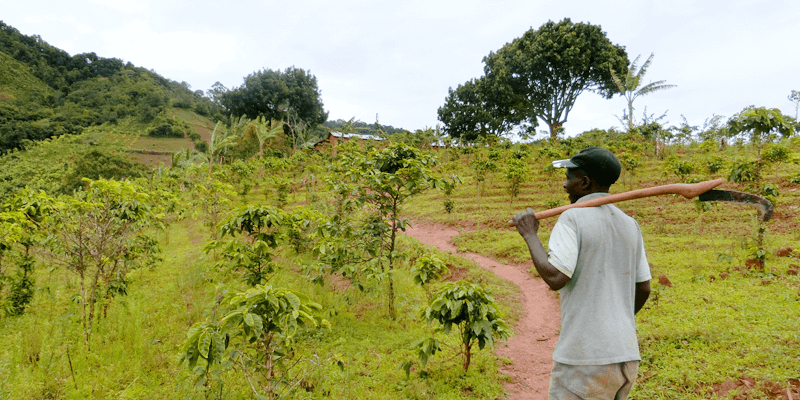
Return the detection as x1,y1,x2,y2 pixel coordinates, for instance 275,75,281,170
547,221,578,278
636,240,652,282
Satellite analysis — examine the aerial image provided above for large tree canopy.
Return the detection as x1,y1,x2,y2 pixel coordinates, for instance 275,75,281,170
214,67,328,126
437,77,520,142
482,18,628,138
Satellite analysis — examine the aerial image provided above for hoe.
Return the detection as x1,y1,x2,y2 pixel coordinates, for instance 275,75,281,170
508,178,773,226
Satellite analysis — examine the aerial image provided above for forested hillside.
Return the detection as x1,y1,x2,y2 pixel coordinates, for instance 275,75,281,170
0,21,222,153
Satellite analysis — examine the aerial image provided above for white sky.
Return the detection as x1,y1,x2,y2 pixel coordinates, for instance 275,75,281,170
3,0,800,137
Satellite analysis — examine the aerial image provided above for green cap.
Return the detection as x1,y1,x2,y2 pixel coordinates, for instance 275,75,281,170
551,146,621,186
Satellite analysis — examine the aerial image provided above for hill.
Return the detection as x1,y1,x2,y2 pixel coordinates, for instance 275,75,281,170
0,20,222,155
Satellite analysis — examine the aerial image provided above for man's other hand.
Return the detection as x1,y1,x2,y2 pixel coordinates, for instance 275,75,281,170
513,207,540,238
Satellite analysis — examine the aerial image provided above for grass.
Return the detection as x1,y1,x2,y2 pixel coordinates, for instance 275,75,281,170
3,137,800,399
0,187,520,399
406,140,800,398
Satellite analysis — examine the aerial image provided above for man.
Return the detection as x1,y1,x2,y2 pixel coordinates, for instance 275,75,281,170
512,146,652,400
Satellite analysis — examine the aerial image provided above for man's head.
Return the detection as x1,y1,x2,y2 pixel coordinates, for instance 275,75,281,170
552,146,621,187
552,147,621,202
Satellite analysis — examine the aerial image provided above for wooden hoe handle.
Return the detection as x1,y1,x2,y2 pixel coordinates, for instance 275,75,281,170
508,179,725,227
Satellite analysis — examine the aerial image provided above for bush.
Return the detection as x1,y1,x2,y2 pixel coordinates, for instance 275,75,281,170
761,144,791,164
728,160,757,183
148,123,183,138
706,156,726,174
60,149,149,193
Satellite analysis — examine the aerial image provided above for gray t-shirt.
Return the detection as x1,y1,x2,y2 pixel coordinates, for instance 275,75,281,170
547,192,652,365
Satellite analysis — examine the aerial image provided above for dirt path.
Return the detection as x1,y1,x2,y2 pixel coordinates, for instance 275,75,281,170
404,223,561,399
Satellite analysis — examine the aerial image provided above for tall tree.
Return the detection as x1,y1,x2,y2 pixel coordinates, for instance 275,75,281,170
610,53,676,131
483,18,628,138
216,67,328,126
437,77,518,142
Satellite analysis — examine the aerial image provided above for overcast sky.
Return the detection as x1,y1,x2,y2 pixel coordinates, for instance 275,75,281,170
3,0,800,137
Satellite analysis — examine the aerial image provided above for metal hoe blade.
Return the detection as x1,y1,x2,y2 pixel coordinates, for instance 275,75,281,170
698,189,774,222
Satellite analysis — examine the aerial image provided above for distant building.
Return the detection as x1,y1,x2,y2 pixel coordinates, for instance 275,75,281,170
314,131,384,149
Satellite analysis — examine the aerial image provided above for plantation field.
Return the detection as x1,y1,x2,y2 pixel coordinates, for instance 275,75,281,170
406,141,800,399
2,132,800,399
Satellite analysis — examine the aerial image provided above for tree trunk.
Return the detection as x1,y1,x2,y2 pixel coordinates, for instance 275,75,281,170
549,122,562,139
79,272,88,348
463,342,472,371
387,198,398,320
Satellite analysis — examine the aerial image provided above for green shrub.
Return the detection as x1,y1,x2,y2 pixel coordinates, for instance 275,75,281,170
728,159,757,183
60,149,149,193
148,123,183,138
761,144,791,164
706,156,726,174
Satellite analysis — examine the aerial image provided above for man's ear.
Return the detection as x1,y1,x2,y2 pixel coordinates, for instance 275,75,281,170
580,175,592,190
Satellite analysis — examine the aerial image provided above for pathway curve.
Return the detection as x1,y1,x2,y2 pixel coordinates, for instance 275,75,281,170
404,223,561,399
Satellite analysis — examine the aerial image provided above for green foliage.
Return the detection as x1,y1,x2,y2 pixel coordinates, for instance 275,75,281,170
536,145,562,160
706,155,726,174
0,188,51,317
469,157,498,197
61,149,150,194
727,107,795,143
482,18,628,137
728,159,757,183
206,205,285,286
354,143,442,318
437,77,516,141
180,284,329,399
283,206,323,254
46,179,160,347
760,183,779,198
411,254,449,288
610,53,676,131
190,178,235,239
669,159,696,181
0,21,220,153
761,144,790,164
422,281,511,371
214,67,328,127
503,157,528,202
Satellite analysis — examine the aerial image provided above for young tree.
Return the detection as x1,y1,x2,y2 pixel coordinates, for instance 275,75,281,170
483,18,628,138
179,284,329,399
421,281,511,371
0,189,53,317
46,179,160,348
203,121,239,176
254,116,283,158
727,106,795,259
727,106,794,186
503,157,528,204
610,53,676,131
204,205,285,286
355,143,442,319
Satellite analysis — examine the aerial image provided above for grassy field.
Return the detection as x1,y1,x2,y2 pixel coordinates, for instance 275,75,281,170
406,141,800,399
2,136,799,399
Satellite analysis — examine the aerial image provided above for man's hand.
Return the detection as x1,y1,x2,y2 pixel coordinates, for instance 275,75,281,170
513,207,540,238
513,207,570,291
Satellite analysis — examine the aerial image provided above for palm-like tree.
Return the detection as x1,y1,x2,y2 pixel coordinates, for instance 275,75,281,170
611,53,676,131
254,116,283,158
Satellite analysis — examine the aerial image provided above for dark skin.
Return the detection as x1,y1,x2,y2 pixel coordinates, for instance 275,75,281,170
513,168,651,313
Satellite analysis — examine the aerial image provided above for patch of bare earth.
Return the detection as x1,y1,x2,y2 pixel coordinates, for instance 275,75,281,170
404,222,560,399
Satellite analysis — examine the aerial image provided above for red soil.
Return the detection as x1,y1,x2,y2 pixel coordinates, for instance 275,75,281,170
404,222,560,399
